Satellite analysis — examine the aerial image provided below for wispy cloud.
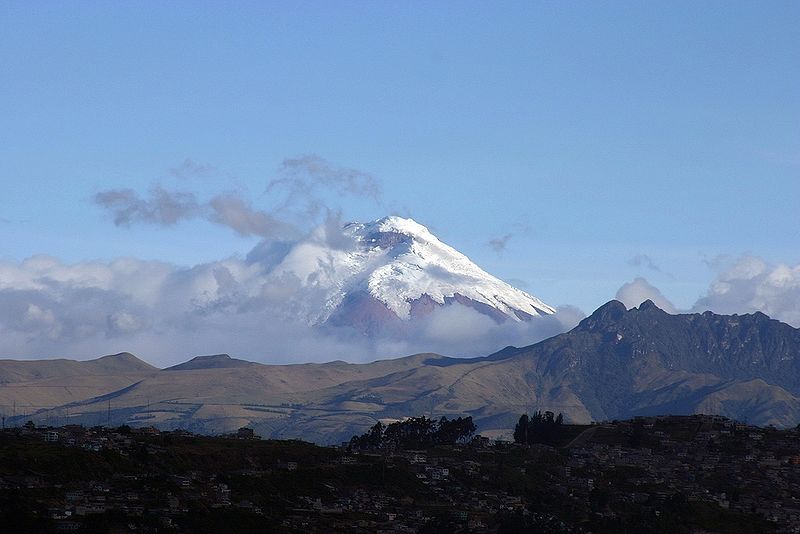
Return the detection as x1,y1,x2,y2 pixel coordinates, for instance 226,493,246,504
267,155,382,219
95,155,381,240
94,187,201,226
486,216,534,256
208,193,299,239
169,159,219,180
628,254,675,280
702,253,733,270
488,234,513,255
628,254,660,272
94,188,302,239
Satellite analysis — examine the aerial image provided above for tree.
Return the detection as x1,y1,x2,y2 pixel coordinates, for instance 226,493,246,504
513,411,565,445
349,415,477,450
436,416,477,445
513,414,530,445
366,421,384,448
349,421,385,450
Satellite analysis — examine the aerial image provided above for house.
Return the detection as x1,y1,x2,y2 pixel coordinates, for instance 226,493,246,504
471,436,491,448
44,430,59,442
425,467,449,481
236,427,255,439
408,452,427,464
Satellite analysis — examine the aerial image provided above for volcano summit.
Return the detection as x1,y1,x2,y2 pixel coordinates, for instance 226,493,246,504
261,216,555,333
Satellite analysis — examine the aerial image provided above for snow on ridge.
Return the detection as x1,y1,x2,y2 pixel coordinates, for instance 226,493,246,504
355,217,554,319
272,216,555,324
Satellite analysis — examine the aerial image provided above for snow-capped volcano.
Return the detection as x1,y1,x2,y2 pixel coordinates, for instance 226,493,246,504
262,216,554,331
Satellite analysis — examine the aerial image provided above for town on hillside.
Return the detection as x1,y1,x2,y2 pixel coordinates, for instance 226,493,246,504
1,414,799,533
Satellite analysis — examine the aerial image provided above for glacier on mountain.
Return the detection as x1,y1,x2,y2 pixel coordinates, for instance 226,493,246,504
266,216,555,326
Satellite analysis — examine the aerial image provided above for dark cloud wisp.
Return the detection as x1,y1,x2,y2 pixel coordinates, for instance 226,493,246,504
169,159,219,180
488,234,513,254
267,155,383,219
208,194,299,239
93,187,201,226
95,155,382,239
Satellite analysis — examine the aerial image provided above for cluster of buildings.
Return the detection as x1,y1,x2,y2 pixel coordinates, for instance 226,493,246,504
270,415,800,532
2,415,800,532
553,414,800,532
277,448,536,533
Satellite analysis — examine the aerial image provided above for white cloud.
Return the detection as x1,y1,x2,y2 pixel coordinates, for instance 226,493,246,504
0,240,584,366
423,304,497,345
23,303,62,340
611,256,800,328
692,256,800,326
615,277,677,313
108,311,147,335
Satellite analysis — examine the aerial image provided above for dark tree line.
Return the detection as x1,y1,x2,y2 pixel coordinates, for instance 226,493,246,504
513,411,564,445
349,416,476,450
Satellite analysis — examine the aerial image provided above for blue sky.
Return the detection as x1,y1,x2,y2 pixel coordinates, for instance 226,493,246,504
1,1,799,347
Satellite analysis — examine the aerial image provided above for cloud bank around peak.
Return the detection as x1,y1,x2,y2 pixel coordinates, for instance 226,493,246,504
7,161,583,366
616,255,800,328
0,246,584,367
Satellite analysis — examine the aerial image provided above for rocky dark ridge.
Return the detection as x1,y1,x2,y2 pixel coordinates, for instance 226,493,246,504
562,299,800,390
501,299,800,424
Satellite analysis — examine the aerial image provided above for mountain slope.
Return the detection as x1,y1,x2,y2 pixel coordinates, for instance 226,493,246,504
475,300,800,426
13,302,800,442
266,216,555,331
0,353,157,418
0,352,155,383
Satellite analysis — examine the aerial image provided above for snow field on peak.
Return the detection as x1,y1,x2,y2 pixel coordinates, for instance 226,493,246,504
269,216,555,324
359,219,554,319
